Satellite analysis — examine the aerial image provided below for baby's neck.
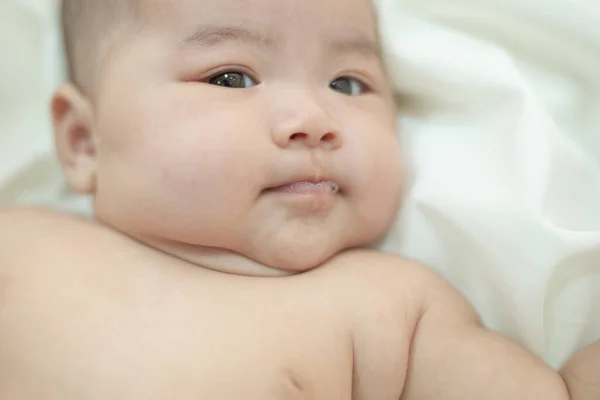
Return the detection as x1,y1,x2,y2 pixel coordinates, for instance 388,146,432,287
131,235,298,278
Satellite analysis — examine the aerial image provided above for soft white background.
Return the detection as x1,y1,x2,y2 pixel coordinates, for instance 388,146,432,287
1,0,599,368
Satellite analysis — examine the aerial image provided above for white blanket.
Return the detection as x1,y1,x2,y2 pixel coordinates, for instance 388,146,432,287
1,0,599,368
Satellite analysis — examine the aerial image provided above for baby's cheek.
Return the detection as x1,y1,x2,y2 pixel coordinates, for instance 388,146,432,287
353,135,403,227
144,134,262,212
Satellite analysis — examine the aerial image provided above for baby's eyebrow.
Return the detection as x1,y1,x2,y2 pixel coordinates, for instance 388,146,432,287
180,24,380,60
328,33,381,60
180,25,277,48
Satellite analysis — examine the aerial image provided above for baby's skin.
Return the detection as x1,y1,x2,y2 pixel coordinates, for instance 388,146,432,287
0,0,598,398
0,209,574,399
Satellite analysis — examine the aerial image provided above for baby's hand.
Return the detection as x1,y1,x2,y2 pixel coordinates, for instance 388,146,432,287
561,340,600,399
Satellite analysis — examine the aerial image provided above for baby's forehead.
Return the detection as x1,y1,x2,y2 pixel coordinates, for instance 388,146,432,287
133,0,382,68
139,0,379,38
64,0,380,91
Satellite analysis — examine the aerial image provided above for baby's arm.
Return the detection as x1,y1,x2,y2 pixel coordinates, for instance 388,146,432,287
561,341,600,399
402,268,571,400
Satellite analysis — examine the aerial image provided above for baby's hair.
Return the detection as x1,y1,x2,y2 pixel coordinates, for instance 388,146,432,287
61,0,139,93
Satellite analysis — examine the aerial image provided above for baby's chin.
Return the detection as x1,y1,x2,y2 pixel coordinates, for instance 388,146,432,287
250,243,349,274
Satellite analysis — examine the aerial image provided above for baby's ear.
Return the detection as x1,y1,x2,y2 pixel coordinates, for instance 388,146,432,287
51,83,98,194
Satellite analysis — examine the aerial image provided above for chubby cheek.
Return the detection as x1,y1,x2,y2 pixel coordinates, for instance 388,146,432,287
95,88,268,241
344,118,403,240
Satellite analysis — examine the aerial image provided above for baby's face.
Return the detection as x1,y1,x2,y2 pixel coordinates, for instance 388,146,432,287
89,0,402,273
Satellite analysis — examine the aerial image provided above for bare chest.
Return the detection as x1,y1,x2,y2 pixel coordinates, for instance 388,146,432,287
0,266,354,400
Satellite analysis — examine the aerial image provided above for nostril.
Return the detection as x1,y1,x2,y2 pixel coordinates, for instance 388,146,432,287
321,133,336,143
290,133,308,141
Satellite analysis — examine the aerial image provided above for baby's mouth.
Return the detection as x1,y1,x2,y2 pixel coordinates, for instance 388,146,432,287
267,181,340,195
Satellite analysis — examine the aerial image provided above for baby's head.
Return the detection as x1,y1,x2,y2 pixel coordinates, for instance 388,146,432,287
52,0,403,276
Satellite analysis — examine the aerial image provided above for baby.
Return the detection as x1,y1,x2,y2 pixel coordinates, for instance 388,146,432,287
0,0,598,398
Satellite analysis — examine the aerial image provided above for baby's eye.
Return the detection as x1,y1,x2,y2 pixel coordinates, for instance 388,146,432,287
208,72,257,89
330,77,367,96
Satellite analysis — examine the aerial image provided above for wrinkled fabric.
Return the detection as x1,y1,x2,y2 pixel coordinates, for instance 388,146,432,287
375,0,600,367
1,0,599,368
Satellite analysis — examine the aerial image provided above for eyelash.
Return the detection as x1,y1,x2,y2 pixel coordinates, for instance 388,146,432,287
200,68,375,94
202,66,260,84
337,75,374,93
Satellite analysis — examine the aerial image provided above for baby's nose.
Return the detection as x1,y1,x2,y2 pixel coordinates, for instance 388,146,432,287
270,97,343,150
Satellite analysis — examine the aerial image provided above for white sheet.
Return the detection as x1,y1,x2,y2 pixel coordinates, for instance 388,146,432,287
1,0,599,368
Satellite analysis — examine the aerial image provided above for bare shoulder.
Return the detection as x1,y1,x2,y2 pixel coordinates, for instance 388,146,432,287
0,206,92,230
322,249,456,308
0,206,102,247
0,207,119,275
318,250,481,399
337,249,475,311
322,249,422,281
